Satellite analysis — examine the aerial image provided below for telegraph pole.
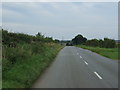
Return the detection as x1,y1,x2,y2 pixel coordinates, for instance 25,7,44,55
61,36,64,45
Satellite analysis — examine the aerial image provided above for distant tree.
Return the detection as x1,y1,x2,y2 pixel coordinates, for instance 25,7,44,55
72,34,87,45
54,39,60,43
45,37,53,42
85,38,116,48
2,29,58,47
37,32,44,37
86,39,99,47
103,38,115,48
99,39,104,48
2,30,10,45
36,32,44,42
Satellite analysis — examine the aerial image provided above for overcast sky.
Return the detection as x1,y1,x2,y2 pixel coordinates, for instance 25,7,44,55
2,2,118,40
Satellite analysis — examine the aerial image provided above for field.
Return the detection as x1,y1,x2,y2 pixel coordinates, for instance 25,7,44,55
77,45,119,60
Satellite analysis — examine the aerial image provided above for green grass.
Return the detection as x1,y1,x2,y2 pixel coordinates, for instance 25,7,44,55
76,45,119,60
3,43,63,88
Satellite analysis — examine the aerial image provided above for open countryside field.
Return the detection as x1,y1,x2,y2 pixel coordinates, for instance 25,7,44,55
77,45,119,60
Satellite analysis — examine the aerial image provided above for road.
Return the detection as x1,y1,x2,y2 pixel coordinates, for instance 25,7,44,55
32,46,118,88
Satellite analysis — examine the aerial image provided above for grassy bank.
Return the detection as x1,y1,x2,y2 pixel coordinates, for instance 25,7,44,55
2,29,64,88
76,45,118,60
3,43,63,88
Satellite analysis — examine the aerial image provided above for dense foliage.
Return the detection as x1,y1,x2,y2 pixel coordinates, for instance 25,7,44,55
2,29,58,47
2,29,61,72
72,34,116,48
72,34,87,45
85,38,116,48
2,29,62,88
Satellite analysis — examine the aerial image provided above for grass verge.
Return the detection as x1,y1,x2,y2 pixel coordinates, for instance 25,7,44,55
76,45,119,60
3,43,63,88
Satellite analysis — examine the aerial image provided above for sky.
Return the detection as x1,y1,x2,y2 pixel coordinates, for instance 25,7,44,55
1,2,118,40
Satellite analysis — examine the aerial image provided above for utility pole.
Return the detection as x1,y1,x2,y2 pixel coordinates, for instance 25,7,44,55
61,36,64,45
62,36,64,41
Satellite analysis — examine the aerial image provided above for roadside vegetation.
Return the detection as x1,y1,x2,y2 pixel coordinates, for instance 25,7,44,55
77,45,118,60
71,34,119,60
2,29,63,88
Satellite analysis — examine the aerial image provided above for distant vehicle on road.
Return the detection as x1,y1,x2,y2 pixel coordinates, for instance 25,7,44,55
66,43,73,46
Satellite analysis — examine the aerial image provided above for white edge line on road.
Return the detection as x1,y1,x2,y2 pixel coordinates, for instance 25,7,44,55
94,72,103,79
84,61,88,65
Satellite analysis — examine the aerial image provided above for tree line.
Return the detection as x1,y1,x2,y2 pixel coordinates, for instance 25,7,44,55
2,29,60,72
72,34,116,48
2,29,59,47
2,29,117,48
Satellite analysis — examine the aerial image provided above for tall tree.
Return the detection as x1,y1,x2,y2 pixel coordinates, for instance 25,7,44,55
72,34,87,45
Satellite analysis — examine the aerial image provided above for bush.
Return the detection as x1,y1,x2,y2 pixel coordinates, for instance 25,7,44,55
2,29,63,88
31,42,44,55
85,38,116,48
2,43,46,72
3,43,63,88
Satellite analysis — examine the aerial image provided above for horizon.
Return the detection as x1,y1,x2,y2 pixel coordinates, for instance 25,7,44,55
2,29,119,41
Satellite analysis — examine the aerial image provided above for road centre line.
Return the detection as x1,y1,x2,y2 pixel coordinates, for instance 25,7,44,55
84,61,88,65
94,72,103,79
80,56,82,58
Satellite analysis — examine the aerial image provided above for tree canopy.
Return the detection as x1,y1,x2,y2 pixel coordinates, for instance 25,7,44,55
71,34,116,48
72,34,87,45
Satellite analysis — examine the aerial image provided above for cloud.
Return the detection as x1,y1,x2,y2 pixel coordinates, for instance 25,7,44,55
3,8,25,19
0,2,2,26
2,2,118,40
2,0,119,2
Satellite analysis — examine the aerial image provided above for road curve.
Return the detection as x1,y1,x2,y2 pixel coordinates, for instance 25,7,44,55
32,46,118,88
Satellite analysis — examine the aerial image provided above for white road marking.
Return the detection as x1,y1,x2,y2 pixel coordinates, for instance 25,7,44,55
77,53,79,55
80,56,82,58
84,61,88,65
94,72,103,79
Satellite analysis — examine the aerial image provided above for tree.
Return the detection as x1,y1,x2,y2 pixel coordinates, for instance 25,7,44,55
103,38,115,48
36,32,44,42
85,39,99,47
36,32,44,38
85,38,116,48
99,39,104,48
72,34,87,45
55,39,60,43
45,37,53,42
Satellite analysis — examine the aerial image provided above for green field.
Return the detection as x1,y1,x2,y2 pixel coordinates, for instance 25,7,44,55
3,43,63,88
76,45,119,60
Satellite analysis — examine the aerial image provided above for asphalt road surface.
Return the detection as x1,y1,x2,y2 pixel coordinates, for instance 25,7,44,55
32,46,118,88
